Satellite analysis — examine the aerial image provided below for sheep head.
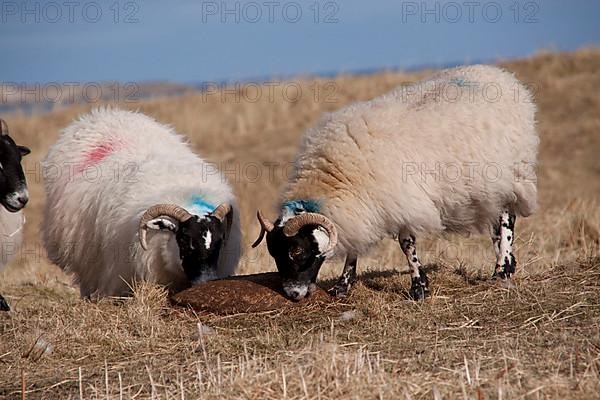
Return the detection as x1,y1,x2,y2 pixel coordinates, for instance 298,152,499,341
139,203,233,283
252,210,337,301
0,119,30,213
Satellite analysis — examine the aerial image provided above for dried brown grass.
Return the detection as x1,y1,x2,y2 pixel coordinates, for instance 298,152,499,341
0,49,599,398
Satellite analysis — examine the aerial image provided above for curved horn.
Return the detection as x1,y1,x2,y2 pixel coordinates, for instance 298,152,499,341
210,203,231,222
211,203,233,243
282,213,338,255
0,119,8,136
251,210,274,248
138,204,193,250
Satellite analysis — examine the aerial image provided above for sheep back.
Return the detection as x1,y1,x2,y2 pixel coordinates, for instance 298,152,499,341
284,65,538,256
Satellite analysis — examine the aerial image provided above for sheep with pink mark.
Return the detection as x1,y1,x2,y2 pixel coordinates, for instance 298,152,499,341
43,108,241,298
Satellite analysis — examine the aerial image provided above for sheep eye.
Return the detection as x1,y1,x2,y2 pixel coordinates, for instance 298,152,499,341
289,246,304,260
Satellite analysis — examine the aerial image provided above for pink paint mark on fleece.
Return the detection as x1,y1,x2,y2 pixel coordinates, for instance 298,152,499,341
76,140,120,173
87,142,115,163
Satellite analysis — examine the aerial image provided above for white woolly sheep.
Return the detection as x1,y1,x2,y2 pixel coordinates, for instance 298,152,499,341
43,108,241,298
0,119,31,311
252,65,538,301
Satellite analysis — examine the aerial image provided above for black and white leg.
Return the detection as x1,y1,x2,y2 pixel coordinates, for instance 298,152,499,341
0,294,10,311
399,233,429,301
329,254,357,297
491,223,501,262
492,210,516,279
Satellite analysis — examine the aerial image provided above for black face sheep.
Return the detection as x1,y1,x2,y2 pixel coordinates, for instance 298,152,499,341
0,119,31,311
43,109,241,298
252,65,538,301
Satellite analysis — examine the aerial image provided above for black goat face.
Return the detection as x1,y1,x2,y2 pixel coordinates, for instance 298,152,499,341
0,129,30,213
175,215,229,283
266,224,329,300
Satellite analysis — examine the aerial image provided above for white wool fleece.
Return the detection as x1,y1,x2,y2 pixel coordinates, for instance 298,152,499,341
43,108,241,297
283,65,538,257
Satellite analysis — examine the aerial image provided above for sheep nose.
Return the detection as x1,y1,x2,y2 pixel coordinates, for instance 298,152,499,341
16,191,29,206
284,282,309,301
286,286,308,301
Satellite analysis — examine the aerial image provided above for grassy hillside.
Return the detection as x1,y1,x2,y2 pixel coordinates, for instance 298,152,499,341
1,49,599,398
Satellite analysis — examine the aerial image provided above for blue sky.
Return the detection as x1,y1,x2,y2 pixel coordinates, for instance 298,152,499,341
1,0,599,83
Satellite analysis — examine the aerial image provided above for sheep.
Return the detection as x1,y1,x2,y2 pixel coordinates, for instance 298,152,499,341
252,65,538,301
0,119,31,311
43,108,241,298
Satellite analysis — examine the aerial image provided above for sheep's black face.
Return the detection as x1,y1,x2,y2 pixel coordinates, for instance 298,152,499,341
0,134,30,213
175,216,227,283
266,224,327,301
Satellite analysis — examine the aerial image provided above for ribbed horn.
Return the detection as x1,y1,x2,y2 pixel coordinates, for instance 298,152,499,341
211,203,233,243
210,203,231,222
282,213,338,255
138,204,193,250
0,119,9,136
251,210,274,248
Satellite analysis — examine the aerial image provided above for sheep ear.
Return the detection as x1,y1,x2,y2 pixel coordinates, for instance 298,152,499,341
18,146,31,157
145,216,178,233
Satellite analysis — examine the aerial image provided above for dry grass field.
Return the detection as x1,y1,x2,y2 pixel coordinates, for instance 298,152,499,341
1,49,600,399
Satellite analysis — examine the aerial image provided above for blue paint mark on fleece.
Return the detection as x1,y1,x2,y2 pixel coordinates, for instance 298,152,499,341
449,76,476,88
188,195,215,216
281,199,321,216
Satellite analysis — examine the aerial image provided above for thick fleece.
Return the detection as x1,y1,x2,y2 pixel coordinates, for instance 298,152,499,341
283,65,538,257
43,108,241,297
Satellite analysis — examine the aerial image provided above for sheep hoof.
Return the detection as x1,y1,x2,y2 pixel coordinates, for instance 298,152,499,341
492,270,512,280
492,273,516,288
328,283,352,297
0,295,10,312
410,273,429,301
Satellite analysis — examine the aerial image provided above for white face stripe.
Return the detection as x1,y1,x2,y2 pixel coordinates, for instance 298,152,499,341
312,228,330,254
203,230,212,250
